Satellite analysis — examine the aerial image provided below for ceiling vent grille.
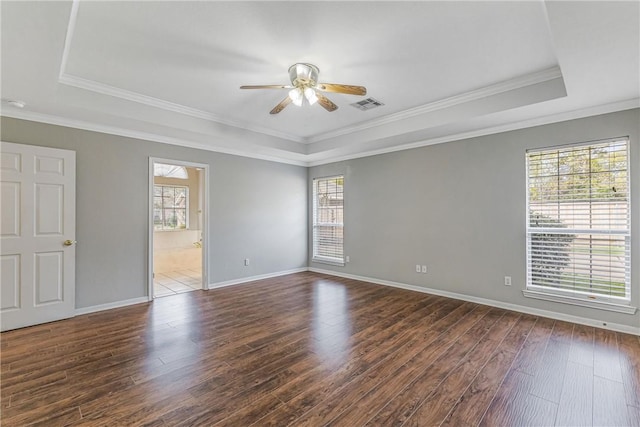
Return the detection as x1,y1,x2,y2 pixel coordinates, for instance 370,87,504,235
350,97,384,111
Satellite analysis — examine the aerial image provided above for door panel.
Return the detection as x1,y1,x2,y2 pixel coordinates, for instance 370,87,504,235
34,251,64,304
1,152,21,172
1,142,75,331
35,184,64,235
35,155,64,175
1,181,20,237
0,255,20,310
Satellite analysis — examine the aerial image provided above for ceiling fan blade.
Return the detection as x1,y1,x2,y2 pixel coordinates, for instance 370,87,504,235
240,85,292,90
317,83,367,96
316,93,338,112
270,96,293,115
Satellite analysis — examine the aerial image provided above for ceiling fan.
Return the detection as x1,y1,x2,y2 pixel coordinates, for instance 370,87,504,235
240,63,367,114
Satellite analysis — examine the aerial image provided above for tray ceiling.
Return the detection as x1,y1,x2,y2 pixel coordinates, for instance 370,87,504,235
1,1,638,165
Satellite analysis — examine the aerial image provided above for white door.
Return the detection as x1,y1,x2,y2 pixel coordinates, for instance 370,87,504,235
1,142,76,331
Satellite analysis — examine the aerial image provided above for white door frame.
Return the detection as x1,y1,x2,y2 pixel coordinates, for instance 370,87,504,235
148,157,209,299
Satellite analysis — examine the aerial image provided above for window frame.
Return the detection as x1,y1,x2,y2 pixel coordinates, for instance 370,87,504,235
524,137,634,314
312,175,345,266
153,184,189,231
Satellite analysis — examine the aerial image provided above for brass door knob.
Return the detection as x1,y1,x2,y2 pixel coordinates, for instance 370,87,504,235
63,240,76,246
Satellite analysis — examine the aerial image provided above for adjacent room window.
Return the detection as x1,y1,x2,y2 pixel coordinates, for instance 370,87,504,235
525,137,631,310
153,185,188,230
154,163,188,179
313,175,344,265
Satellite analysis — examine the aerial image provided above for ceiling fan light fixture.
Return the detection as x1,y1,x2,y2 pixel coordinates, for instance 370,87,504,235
304,87,318,106
288,88,303,106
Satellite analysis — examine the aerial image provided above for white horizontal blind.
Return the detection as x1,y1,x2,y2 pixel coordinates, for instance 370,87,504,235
526,138,630,302
313,176,344,264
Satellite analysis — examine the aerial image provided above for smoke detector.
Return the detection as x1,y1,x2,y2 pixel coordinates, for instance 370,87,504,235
3,99,26,108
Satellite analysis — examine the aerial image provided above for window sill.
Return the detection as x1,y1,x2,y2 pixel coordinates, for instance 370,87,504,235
523,289,637,314
312,257,345,267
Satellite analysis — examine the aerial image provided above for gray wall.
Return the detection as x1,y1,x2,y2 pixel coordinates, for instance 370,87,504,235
1,117,308,309
3,109,639,329
309,109,640,329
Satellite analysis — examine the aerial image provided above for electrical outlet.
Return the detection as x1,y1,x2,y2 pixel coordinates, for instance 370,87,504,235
421,265,427,273
244,258,250,266
346,256,350,263
416,264,421,273
504,276,511,286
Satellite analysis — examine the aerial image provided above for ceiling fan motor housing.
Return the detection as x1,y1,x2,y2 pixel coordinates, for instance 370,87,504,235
289,63,319,88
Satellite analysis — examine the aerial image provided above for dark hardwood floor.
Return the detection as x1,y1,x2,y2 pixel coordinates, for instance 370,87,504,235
1,271,639,426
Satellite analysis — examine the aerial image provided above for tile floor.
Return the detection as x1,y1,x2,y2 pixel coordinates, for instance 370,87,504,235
153,269,202,297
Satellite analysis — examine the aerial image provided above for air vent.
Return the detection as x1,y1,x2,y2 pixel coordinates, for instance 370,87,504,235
350,97,384,111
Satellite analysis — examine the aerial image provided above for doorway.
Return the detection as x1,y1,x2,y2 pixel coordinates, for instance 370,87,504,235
148,158,208,299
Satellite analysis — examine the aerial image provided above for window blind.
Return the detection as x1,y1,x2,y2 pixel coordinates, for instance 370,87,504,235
313,176,344,264
526,138,630,302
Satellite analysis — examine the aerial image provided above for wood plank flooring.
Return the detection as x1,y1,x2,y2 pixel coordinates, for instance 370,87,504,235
1,271,639,426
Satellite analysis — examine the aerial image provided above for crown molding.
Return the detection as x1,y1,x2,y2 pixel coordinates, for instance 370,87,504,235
306,98,640,166
0,109,308,167
58,73,305,143
56,66,563,148
306,67,564,144
3,99,636,169
58,0,79,79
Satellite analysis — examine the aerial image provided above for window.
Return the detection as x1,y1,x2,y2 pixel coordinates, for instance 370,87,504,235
154,163,188,179
153,185,188,230
525,138,632,312
313,175,344,265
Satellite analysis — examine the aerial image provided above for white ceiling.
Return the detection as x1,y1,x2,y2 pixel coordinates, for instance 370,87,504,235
1,1,638,166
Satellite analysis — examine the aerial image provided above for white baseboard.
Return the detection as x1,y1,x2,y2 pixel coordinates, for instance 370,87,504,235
309,268,640,336
72,269,639,336
75,296,149,316
73,268,307,316
208,267,309,290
